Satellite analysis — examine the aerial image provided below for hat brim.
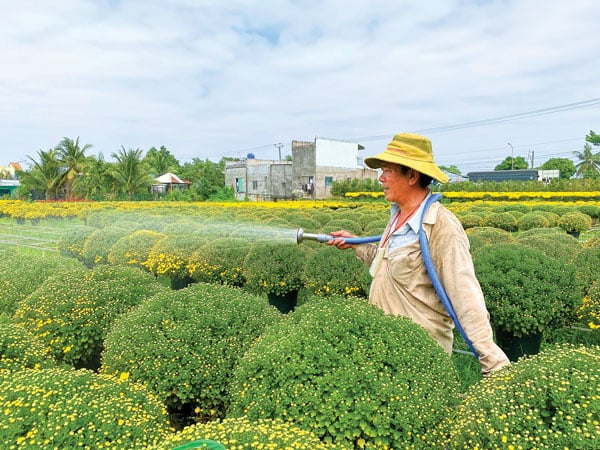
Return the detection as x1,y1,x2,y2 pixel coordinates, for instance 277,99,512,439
364,152,450,184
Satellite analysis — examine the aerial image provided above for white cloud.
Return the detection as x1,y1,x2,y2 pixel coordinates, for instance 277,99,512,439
0,0,598,172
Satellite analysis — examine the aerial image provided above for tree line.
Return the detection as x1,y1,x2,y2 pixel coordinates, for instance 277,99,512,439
15,130,600,201
16,138,233,201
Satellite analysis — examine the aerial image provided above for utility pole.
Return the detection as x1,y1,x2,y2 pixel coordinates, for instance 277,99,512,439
507,142,514,170
275,143,283,161
528,150,535,168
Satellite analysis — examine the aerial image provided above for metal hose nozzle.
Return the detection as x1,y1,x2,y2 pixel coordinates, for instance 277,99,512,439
296,228,382,245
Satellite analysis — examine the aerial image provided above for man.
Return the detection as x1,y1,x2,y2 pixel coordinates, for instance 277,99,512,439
329,133,509,376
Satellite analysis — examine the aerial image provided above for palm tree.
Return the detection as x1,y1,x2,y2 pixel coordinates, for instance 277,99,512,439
573,143,600,177
110,146,153,200
144,145,180,176
56,137,92,200
22,149,62,199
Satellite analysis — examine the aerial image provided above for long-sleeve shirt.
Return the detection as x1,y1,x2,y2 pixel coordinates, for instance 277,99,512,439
355,198,509,375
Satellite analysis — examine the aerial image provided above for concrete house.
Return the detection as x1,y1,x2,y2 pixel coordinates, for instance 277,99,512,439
225,137,378,201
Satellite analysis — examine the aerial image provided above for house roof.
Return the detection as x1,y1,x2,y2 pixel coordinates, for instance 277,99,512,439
154,172,190,184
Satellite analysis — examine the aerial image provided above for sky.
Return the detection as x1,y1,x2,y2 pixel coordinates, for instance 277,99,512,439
1,0,599,175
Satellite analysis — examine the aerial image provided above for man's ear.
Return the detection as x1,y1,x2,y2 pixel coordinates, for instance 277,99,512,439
407,169,420,185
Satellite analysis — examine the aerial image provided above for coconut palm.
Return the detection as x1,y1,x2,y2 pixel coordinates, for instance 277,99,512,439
22,149,61,199
573,143,600,177
56,137,92,200
110,146,153,200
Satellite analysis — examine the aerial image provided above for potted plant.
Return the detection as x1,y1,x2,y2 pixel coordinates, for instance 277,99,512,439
473,243,582,361
558,211,592,237
302,245,370,298
243,241,306,313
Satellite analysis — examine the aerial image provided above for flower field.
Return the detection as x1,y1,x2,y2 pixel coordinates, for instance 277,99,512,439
0,197,599,449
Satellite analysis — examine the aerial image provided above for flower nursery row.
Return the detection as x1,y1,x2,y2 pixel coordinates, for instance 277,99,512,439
1,241,598,449
346,191,600,201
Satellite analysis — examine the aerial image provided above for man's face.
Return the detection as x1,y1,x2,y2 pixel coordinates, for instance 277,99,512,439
378,163,408,203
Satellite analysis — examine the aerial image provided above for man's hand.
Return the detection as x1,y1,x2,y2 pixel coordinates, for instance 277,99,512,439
327,230,357,250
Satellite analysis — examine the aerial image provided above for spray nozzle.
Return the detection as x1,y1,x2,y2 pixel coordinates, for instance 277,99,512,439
296,228,334,244
296,228,382,245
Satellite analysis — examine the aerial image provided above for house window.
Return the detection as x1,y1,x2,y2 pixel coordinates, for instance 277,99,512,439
252,180,258,190
325,176,333,187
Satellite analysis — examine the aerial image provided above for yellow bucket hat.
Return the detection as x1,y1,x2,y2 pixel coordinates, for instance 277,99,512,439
364,133,450,183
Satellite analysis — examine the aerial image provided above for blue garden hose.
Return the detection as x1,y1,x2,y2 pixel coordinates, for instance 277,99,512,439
418,194,479,358
297,193,479,358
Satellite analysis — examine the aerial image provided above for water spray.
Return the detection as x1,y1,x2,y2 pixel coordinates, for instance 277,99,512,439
296,228,381,245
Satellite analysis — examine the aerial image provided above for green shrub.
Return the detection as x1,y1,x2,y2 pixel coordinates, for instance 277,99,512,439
466,227,515,252
108,229,166,269
435,344,600,449
539,210,561,227
516,227,565,238
56,225,97,260
480,212,518,232
573,246,600,294
459,213,483,229
228,296,461,449
363,218,388,235
473,243,582,337
0,367,171,449
302,246,371,298
499,203,531,214
152,417,339,450
517,212,550,230
0,248,82,316
577,204,600,219
144,233,211,288
578,280,600,330
516,233,582,262
243,242,306,296
14,266,165,370
558,211,592,234
321,218,363,236
81,226,132,267
0,315,55,375
189,238,252,287
102,283,281,423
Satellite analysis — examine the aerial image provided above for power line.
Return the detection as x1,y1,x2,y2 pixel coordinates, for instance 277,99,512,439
347,98,600,142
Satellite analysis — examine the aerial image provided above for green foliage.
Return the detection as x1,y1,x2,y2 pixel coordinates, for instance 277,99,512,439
557,211,592,234
108,229,167,270
538,157,577,179
101,283,282,422
480,212,518,231
152,417,339,450
302,246,371,298
578,280,600,330
435,344,600,449
56,224,97,260
0,367,171,448
473,243,582,337
0,315,55,374
516,232,582,262
516,212,550,230
577,204,600,218
81,226,132,267
458,213,483,229
321,218,363,235
243,242,306,296
14,266,165,370
494,155,529,170
331,177,380,196
189,238,251,287
466,227,515,252
573,246,600,293
228,296,461,449
0,247,82,316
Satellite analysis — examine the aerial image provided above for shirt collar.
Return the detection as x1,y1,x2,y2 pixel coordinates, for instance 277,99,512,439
390,191,432,233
